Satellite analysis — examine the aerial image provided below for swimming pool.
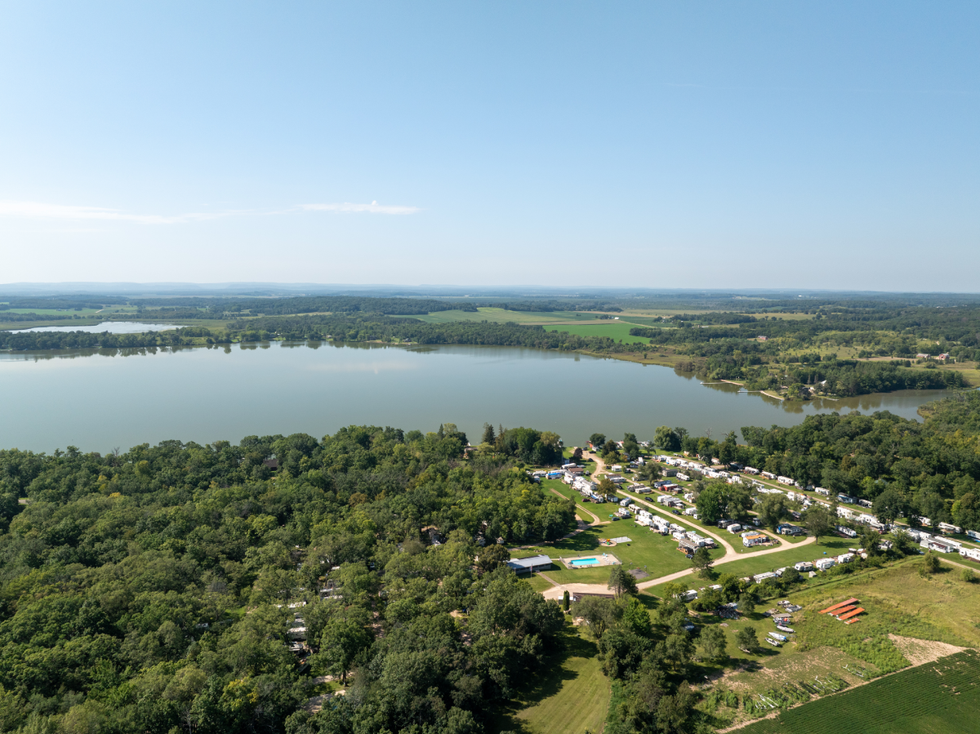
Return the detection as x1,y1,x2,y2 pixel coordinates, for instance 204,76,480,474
568,557,600,567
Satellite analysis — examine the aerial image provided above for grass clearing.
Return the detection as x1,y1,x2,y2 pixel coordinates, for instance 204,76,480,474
512,517,724,586
402,308,594,324
737,650,980,734
644,537,860,598
494,628,611,734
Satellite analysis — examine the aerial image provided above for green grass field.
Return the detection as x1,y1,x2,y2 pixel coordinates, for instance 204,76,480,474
542,321,651,343
495,628,611,734
511,514,724,586
615,486,792,556
0,307,105,315
738,651,980,734
541,480,599,523
644,537,860,598
403,307,594,324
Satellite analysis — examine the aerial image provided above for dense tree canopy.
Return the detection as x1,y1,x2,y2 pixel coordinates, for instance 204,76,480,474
0,426,576,734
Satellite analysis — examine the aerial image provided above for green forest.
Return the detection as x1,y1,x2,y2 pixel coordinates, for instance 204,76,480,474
0,426,577,734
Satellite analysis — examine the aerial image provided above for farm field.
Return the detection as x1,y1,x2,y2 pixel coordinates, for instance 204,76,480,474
543,321,651,343
494,629,610,734
690,561,980,728
0,307,102,315
403,307,594,324
737,650,980,734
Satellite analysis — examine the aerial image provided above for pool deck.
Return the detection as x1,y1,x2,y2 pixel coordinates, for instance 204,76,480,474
560,553,622,570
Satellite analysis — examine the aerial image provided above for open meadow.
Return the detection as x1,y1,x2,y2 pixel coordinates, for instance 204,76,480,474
402,307,595,324
493,627,611,734
510,516,724,587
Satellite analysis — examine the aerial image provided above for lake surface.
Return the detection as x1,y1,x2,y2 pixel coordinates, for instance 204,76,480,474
0,341,963,453
9,321,177,334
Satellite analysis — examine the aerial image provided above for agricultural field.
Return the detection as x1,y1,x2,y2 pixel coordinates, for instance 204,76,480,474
494,628,610,734
690,560,980,728
403,307,594,324
542,321,651,343
737,650,980,734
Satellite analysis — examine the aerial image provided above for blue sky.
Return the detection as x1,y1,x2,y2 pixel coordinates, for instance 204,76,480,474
1,2,977,290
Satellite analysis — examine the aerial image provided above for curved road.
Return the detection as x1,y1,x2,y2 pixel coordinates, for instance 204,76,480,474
541,454,817,599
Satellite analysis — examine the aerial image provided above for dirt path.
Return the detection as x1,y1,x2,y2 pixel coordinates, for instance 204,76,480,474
547,486,603,525
536,572,562,588
619,489,738,557
582,450,607,477
938,556,979,574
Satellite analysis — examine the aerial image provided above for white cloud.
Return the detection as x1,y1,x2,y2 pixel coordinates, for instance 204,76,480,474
301,201,421,215
0,200,232,225
0,199,423,225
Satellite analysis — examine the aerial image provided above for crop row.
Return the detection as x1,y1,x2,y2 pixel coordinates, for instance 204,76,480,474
740,652,980,734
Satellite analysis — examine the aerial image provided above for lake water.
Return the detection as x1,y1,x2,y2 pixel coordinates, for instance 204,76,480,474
0,341,962,453
9,321,177,334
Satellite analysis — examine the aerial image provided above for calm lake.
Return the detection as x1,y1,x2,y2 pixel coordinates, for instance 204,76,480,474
0,341,962,453
10,321,177,334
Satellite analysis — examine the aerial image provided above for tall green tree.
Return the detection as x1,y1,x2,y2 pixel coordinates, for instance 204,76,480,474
314,616,373,684
697,625,728,663
654,426,680,452
805,505,833,541
691,547,714,579
734,627,758,653
608,566,639,598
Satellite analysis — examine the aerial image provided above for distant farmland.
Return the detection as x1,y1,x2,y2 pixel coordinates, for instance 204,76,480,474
403,307,593,324
738,650,980,734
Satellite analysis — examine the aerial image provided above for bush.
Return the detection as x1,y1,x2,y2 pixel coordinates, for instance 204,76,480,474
921,552,941,575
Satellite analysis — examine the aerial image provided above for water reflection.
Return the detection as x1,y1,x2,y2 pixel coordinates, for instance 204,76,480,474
10,321,177,334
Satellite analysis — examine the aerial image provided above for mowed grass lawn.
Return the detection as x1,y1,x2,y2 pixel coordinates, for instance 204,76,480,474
512,518,724,586
540,480,600,523
644,536,857,597
496,629,610,734
543,321,651,343
615,486,789,555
